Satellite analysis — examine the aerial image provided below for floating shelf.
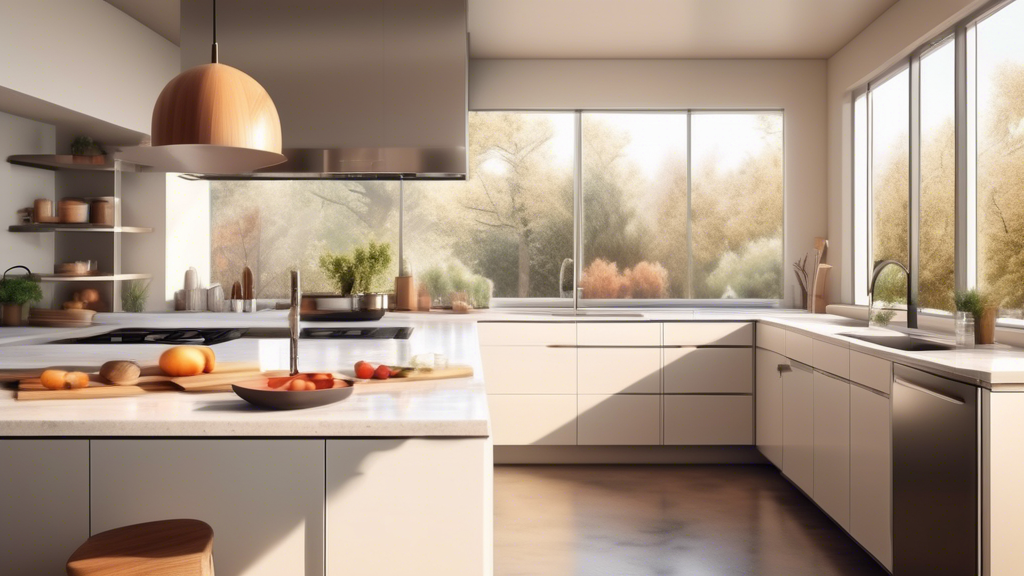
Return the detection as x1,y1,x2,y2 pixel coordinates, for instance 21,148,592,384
36,273,152,282
7,154,116,171
8,223,153,234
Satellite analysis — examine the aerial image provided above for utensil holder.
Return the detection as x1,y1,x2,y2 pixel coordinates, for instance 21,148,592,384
243,299,256,313
230,299,244,313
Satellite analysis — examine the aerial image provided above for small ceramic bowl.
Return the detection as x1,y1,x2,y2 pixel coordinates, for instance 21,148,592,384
232,374,354,410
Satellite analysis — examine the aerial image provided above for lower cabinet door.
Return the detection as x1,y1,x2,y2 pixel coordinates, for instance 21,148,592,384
755,348,785,468
0,440,89,576
663,347,753,394
663,395,753,445
327,438,491,576
813,371,851,530
577,394,661,445
850,384,892,571
577,347,661,394
480,346,576,394
488,394,577,445
782,362,814,496
90,440,326,576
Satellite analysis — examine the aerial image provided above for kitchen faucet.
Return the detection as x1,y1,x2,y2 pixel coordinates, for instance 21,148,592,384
868,260,917,329
289,269,301,375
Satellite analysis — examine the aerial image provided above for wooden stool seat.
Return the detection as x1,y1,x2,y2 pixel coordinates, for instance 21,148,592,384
67,519,214,576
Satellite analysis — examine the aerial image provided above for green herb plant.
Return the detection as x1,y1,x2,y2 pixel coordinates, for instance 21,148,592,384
953,288,987,319
319,241,393,295
0,276,43,306
121,279,149,313
70,136,104,156
871,308,896,327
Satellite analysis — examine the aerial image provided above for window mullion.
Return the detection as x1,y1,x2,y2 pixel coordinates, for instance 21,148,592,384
909,55,922,320
686,111,693,300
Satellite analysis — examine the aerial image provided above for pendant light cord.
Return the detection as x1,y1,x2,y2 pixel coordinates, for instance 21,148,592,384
211,0,219,63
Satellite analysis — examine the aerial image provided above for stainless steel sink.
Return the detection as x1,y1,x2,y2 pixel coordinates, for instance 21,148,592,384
839,332,955,352
550,311,645,318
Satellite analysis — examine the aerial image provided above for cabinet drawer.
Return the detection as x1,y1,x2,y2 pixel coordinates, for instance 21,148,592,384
663,322,753,346
756,323,787,355
786,331,813,365
481,346,576,394
663,395,753,445
577,347,660,394
813,339,850,379
577,395,661,445
663,347,752,394
577,322,660,346
478,322,575,346
849,350,892,395
488,395,577,445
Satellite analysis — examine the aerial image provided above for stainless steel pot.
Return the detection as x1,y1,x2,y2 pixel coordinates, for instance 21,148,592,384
355,293,388,311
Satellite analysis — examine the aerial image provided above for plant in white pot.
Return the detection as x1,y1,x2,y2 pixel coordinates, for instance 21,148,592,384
0,267,43,326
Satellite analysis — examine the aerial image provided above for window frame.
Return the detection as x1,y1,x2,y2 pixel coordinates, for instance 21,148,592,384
850,0,1022,324
480,108,786,309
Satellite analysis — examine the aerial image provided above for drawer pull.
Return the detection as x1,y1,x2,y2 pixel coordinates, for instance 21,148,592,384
777,364,792,374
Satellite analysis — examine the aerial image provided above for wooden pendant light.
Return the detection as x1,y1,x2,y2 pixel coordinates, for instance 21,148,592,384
117,0,286,174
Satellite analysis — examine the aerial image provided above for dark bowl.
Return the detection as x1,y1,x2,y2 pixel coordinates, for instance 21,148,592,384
231,375,355,410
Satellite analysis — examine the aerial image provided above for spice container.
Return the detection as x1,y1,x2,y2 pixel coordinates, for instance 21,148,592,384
58,198,89,223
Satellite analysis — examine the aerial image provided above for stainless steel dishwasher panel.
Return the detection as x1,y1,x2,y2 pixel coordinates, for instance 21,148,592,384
892,364,979,576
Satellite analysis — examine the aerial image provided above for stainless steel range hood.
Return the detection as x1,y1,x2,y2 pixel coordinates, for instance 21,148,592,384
179,0,467,180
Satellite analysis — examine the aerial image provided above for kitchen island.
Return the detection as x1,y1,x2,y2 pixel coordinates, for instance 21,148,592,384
0,321,492,576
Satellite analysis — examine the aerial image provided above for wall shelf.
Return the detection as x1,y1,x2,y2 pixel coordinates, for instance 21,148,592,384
9,223,153,234
36,273,152,283
7,154,116,171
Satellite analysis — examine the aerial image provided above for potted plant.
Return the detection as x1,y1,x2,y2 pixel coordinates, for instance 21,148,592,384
69,136,106,165
954,288,997,345
319,241,393,310
0,267,43,326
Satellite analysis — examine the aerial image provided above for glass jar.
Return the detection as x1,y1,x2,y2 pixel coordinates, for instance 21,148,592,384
955,311,975,348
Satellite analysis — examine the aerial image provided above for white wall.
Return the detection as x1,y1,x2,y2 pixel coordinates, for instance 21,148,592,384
0,0,179,137
470,59,828,307
0,111,55,275
165,176,211,307
826,0,989,303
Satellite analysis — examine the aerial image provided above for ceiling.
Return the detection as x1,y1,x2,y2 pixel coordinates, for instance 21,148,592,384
106,0,899,59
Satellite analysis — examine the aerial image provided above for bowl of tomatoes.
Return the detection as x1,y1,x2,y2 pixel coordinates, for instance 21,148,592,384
231,372,354,410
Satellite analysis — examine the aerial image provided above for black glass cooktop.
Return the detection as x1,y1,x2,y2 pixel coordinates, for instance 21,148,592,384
55,326,413,345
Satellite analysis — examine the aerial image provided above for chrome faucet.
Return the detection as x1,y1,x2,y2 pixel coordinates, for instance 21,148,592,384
289,269,301,375
868,260,917,329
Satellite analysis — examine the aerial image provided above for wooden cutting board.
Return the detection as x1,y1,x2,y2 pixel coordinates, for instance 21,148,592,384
13,362,263,401
356,365,473,384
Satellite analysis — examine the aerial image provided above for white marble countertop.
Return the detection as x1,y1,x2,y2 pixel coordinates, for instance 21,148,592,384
0,320,490,437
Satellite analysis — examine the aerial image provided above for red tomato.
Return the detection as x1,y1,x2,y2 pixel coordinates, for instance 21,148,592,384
354,362,375,379
373,364,391,380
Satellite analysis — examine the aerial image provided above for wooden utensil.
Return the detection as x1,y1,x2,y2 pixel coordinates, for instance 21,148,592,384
812,264,832,314
242,267,254,300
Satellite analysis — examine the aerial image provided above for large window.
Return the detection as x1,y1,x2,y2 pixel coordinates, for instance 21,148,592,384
976,0,1024,319
853,0,1024,323
211,110,784,306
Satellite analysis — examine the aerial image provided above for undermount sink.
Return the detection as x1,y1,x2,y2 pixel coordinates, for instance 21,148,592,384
839,332,955,352
550,311,645,318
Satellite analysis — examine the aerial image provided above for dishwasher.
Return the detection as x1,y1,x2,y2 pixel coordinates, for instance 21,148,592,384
893,364,980,576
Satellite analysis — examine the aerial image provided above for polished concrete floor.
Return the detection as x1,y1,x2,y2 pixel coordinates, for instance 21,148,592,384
494,465,888,576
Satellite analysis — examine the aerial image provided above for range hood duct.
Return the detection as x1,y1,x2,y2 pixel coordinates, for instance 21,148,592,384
178,0,468,180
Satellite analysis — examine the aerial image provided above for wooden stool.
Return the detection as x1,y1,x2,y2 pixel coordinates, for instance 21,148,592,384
66,519,214,576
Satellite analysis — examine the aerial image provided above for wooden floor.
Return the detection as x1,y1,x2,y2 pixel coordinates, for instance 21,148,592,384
495,465,888,576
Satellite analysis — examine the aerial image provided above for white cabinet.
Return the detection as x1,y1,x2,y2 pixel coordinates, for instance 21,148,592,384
326,438,492,576
813,371,851,529
663,395,752,445
756,323,787,355
782,362,814,495
786,331,813,365
488,395,577,445
850,384,892,571
812,339,850,380
577,322,660,346
90,440,326,576
0,440,89,576
663,322,753,346
755,348,785,468
480,346,576,394
578,394,661,445
663,347,752,394
849,351,892,395
478,321,575,346
578,347,661,394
